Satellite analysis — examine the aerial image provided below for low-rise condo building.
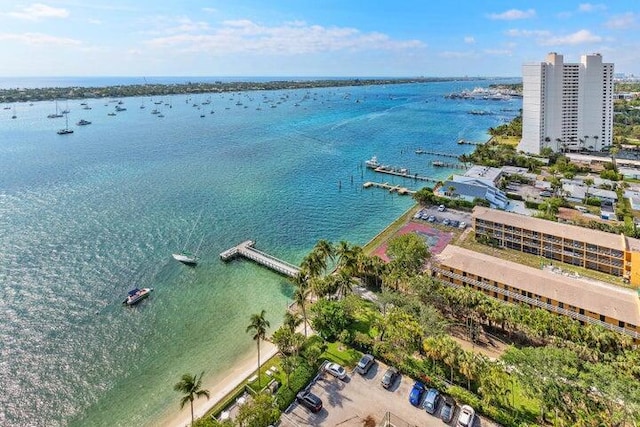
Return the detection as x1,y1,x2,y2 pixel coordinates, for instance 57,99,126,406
472,206,640,286
433,245,640,340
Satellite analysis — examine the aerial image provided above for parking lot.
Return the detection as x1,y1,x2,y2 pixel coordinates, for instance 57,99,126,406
281,360,496,427
414,206,473,230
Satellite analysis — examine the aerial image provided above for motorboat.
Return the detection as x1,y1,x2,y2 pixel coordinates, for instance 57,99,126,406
122,287,153,306
76,119,92,126
365,156,380,169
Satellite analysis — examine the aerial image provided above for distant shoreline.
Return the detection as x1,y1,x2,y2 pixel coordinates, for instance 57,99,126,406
0,76,494,103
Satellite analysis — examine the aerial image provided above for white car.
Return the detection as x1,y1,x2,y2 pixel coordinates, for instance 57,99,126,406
456,404,475,427
324,362,347,380
437,204,446,212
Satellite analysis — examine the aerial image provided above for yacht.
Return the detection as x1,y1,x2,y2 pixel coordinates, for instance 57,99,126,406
76,119,92,126
172,252,198,265
365,156,380,169
122,287,153,306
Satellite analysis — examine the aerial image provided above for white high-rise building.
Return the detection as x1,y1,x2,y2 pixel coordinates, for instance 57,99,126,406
518,53,614,155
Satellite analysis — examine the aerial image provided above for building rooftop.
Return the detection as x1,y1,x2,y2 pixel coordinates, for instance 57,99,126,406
472,206,640,250
435,245,640,327
463,166,502,185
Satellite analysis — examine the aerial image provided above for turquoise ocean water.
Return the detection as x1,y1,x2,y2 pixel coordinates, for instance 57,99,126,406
0,79,520,426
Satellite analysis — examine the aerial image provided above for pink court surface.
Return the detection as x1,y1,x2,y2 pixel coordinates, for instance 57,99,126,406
373,221,453,262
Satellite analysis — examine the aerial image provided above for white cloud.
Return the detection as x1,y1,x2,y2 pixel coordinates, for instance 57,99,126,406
484,49,512,56
143,20,425,55
605,13,637,30
505,29,551,38
541,29,602,45
0,32,80,45
488,9,536,20
438,50,477,59
88,18,102,25
578,3,606,12
8,3,69,21
202,8,217,14
464,36,475,44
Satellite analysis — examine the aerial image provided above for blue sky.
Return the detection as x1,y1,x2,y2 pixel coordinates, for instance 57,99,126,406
1,1,638,77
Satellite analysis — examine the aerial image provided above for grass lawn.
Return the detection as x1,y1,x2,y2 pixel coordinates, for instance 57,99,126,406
321,341,362,368
362,204,418,254
246,355,285,393
492,135,520,146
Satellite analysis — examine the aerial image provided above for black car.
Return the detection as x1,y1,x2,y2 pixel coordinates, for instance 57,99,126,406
380,367,399,389
296,391,323,413
355,354,375,375
440,396,455,423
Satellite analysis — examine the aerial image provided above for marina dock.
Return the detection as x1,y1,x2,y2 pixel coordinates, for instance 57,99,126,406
363,181,415,195
432,161,468,170
220,240,300,277
371,166,439,183
414,149,460,159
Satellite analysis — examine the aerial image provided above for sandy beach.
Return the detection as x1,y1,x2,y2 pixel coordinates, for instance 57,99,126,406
164,338,279,427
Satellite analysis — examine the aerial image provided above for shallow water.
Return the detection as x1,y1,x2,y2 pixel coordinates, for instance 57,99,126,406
0,79,520,426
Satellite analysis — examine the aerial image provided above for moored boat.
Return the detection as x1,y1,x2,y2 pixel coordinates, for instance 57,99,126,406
122,287,153,306
365,156,380,169
76,119,92,126
172,252,198,265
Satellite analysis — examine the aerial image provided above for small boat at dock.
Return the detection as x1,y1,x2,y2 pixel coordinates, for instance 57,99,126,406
122,287,153,306
365,156,380,169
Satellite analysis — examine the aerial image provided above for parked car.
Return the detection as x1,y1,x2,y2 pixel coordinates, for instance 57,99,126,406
456,404,475,427
442,218,450,226
450,220,460,228
422,388,441,414
355,353,375,375
438,204,446,212
296,391,323,413
427,215,436,222
324,362,347,380
381,367,399,389
539,190,552,197
408,381,426,406
458,221,466,229
440,396,456,423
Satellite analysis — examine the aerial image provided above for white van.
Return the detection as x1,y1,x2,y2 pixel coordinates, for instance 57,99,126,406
576,206,589,213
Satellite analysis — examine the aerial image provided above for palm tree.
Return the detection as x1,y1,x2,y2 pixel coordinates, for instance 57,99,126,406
247,310,271,387
173,372,210,426
293,281,310,337
283,311,302,332
313,239,335,273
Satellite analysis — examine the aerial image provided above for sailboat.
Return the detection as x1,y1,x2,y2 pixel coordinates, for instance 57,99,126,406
48,100,63,118
57,114,74,134
172,216,204,265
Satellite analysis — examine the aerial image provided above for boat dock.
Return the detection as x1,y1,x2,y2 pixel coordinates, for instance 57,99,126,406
414,149,460,159
432,161,468,170
371,166,438,183
363,181,415,195
220,240,300,277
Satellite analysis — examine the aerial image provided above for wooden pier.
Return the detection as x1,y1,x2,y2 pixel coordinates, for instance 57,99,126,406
371,166,439,183
432,161,468,170
363,181,415,195
414,149,460,159
220,240,300,277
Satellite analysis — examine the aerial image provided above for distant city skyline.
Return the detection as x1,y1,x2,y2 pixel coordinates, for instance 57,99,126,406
1,1,639,77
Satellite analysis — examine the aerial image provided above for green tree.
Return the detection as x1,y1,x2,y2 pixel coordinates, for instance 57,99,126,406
281,355,298,389
246,310,271,387
235,392,281,427
173,372,210,427
386,232,430,276
310,299,351,340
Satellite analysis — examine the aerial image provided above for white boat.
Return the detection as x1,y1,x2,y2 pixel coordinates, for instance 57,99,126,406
57,115,73,134
48,101,63,118
365,156,380,169
173,218,203,266
122,287,153,306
